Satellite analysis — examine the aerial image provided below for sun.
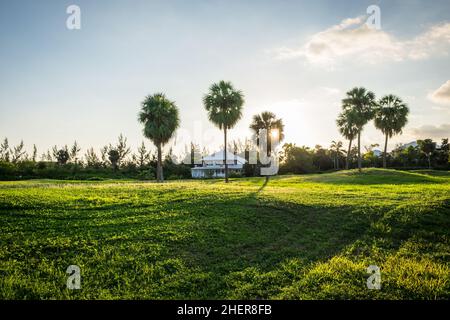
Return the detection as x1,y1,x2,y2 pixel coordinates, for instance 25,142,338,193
271,129,279,140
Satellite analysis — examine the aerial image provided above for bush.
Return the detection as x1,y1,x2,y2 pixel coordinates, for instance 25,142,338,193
137,170,155,180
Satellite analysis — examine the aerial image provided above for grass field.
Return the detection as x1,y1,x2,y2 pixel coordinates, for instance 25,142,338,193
0,168,449,299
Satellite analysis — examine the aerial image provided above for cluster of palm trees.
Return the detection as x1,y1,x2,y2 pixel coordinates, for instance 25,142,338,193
138,81,284,183
337,87,409,171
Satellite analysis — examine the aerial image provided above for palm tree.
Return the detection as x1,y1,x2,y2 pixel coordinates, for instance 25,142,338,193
330,140,343,169
342,87,376,172
203,81,244,183
249,111,284,180
336,110,359,170
374,95,409,168
138,93,180,182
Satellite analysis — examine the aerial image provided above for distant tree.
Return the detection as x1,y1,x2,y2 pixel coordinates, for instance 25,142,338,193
279,143,315,174
108,149,120,170
115,134,131,167
100,146,108,167
363,144,380,167
341,87,376,172
437,138,449,166
330,140,344,169
70,141,81,164
41,150,53,162
85,147,101,168
312,145,333,171
418,139,436,169
11,140,26,163
374,95,409,168
32,144,37,162
203,81,244,183
133,141,151,168
0,138,10,162
138,93,180,182
56,149,70,165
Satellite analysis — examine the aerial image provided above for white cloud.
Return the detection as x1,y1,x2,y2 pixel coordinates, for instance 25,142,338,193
274,17,450,68
409,123,450,139
428,80,450,105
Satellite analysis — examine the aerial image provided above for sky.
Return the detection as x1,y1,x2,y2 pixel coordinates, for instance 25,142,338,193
0,0,449,158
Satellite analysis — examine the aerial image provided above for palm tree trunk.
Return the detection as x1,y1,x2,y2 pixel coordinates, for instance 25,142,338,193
428,154,431,169
157,143,163,182
357,132,362,172
224,126,228,183
383,134,388,169
346,139,352,170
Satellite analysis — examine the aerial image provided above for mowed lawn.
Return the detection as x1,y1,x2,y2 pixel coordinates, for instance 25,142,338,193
0,169,449,299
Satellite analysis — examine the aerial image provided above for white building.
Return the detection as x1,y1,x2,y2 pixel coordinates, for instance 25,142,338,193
191,150,246,178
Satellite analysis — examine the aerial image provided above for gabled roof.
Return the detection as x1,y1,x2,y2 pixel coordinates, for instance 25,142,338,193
202,150,246,164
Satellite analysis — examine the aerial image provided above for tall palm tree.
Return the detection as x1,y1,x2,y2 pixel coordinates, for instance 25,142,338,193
374,94,409,168
336,110,359,170
342,87,376,172
249,111,284,181
203,81,244,183
138,93,180,182
330,140,343,169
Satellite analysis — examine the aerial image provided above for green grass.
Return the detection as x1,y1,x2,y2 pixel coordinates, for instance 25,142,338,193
0,168,449,299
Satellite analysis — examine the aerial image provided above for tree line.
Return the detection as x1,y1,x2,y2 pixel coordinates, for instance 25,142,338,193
0,83,448,181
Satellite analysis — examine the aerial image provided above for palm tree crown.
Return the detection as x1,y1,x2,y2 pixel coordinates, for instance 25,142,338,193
374,94,409,168
342,87,376,128
138,93,180,182
341,87,376,171
138,93,180,146
203,81,244,130
249,111,284,155
374,95,409,138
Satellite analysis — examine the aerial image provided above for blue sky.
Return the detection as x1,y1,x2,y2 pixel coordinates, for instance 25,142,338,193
1,0,449,157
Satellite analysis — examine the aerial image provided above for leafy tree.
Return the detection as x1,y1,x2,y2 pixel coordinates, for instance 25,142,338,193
341,87,376,172
133,141,151,168
374,95,409,168
279,143,315,174
0,138,10,162
56,149,70,165
312,145,333,171
138,93,180,182
70,141,81,164
116,134,131,167
108,149,120,170
100,146,108,167
203,81,244,183
436,138,449,166
84,147,101,168
418,139,436,169
32,145,37,162
329,140,344,169
11,140,26,163
337,110,359,170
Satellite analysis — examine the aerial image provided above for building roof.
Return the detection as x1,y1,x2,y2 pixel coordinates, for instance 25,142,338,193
202,150,246,164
